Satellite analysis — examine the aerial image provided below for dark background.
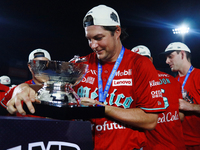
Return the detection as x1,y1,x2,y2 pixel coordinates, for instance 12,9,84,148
0,0,200,85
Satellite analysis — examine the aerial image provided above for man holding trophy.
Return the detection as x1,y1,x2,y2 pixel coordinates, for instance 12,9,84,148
3,5,166,150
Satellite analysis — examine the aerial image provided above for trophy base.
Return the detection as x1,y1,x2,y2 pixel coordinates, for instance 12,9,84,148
40,100,78,108
38,89,79,107
23,102,105,120
41,100,78,108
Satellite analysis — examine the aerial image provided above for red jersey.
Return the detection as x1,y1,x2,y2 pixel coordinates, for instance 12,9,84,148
144,70,186,150
0,83,10,101
176,68,200,146
0,83,10,115
0,84,14,108
74,49,166,149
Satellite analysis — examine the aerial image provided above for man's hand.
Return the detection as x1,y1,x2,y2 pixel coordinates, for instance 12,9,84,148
80,97,104,106
179,98,193,111
179,98,200,113
7,83,40,115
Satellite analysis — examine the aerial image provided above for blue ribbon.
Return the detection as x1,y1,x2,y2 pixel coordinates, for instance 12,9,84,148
32,80,35,84
98,46,125,103
178,65,193,91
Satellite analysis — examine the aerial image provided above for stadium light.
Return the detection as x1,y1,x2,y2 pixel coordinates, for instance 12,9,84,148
172,26,190,34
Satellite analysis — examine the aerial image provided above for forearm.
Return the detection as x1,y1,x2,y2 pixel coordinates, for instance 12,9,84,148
81,97,158,130
105,105,158,130
179,112,184,122
189,104,200,113
179,99,200,113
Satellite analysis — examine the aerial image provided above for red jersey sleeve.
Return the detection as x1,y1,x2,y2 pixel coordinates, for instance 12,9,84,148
0,87,15,108
132,55,166,113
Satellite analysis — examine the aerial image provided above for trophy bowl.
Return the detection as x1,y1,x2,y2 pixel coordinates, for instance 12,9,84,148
30,59,88,107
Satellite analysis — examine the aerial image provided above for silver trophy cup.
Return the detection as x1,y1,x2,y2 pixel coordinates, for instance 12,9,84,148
30,59,88,107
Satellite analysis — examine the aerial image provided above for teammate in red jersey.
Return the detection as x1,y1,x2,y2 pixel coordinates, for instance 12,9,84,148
132,45,186,150
3,5,166,149
160,42,200,150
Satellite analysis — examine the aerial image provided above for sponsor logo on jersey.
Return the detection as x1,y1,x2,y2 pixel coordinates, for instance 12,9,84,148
115,69,132,76
151,90,162,98
77,87,133,109
87,69,97,76
159,78,171,85
158,73,170,77
113,79,132,86
81,76,95,84
157,111,179,123
149,80,160,87
93,121,126,132
157,101,162,105
86,69,132,77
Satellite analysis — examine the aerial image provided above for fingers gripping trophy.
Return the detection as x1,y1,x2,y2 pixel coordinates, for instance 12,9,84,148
30,55,88,107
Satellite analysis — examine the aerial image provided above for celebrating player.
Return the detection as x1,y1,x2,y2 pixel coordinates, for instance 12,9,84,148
132,45,186,150
2,5,166,149
160,42,200,150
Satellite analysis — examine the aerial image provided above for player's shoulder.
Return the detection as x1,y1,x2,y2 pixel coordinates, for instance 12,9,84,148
81,52,98,65
25,80,33,84
124,48,150,63
193,68,200,74
190,68,200,82
0,83,9,91
125,48,142,57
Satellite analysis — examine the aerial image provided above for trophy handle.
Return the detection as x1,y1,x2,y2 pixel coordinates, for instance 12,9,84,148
66,84,81,106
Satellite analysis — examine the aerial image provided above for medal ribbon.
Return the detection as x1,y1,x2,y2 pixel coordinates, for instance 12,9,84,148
178,65,193,91
98,46,125,103
32,80,35,84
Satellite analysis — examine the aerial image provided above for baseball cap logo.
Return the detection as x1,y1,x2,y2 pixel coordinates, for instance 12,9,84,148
133,48,139,53
110,12,118,23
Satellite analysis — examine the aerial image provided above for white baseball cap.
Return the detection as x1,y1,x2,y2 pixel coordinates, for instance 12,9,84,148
0,75,11,85
160,42,191,56
28,48,51,63
83,5,120,27
131,45,151,57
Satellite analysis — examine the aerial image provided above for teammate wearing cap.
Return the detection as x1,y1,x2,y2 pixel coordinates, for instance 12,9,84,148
160,42,200,150
27,48,51,85
132,45,186,150
3,5,166,149
0,75,11,87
